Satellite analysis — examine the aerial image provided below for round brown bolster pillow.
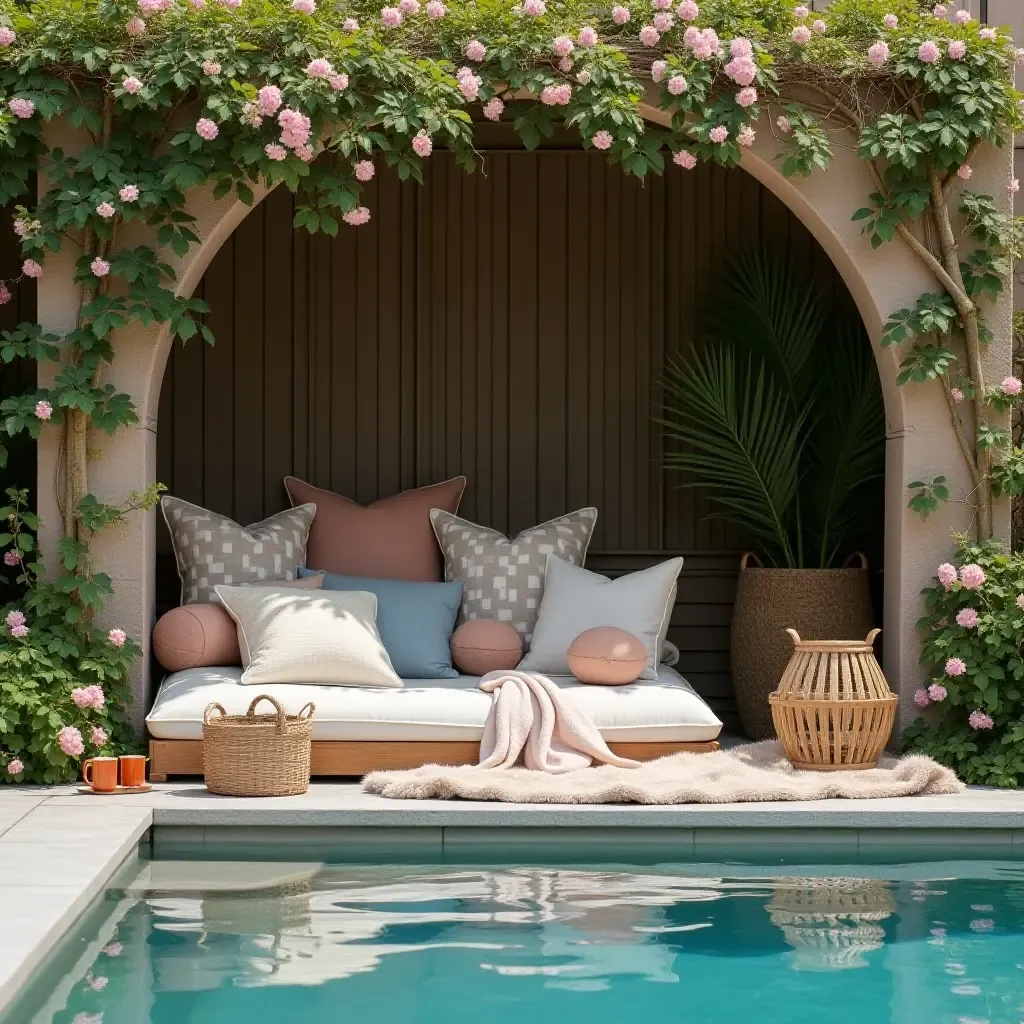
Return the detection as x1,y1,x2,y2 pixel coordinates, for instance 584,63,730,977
567,626,647,685
450,619,523,675
152,603,241,671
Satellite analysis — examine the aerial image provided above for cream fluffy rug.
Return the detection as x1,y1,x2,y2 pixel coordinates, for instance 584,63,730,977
362,741,965,804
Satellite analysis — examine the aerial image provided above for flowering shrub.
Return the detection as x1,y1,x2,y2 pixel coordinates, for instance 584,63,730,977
0,487,144,783
903,536,1024,787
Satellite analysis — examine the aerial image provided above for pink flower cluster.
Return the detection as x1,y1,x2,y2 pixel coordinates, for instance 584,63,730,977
279,108,311,150
292,0,315,12
6,758,22,775
668,75,687,96
343,206,371,226
936,562,958,589
306,58,334,79
882,14,898,29
22,259,42,279
776,115,792,134
957,165,972,181
412,132,433,157
344,17,359,30
265,143,286,161
138,0,171,11
465,39,486,61
8,98,34,119
611,5,630,25
948,40,967,60
673,150,697,169
58,726,84,757
0,282,10,306
928,683,947,702
91,258,110,278
724,38,756,85
960,563,985,589
5,609,27,638
354,159,375,182
35,400,51,420
592,130,613,150
1001,376,1022,396
0,27,15,46
1017,593,1024,612
578,27,597,48
72,685,105,710
677,0,698,21
913,687,931,708
202,60,222,76
381,6,402,27
195,118,219,140
956,607,979,629
552,35,574,57
482,97,504,121
3,550,18,566
522,0,545,14
980,27,997,41
456,67,482,101
90,726,108,747
639,25,659,47
258,85,282,115
120,184,139,202
792,25,811,45
918,40,940,63
96,202,116,219
108,628,127,647
122,75,143,94
651,60,666,82
652,13,673,32
737,125,756,147
736,86,757,107
540,83,572,105
945,657,967,678
709,125,729,144
426,1,446,17
969,709,994,730
867,41,889,66
577,69,591,85
126,16,146,36
399,0,420,12
685,26,720,60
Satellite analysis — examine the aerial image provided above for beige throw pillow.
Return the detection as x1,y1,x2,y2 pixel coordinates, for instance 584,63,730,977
214,586,402,688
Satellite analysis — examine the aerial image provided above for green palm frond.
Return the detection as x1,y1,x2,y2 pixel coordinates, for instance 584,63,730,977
703,248,828,411
659,344,805,567
804,316,886,566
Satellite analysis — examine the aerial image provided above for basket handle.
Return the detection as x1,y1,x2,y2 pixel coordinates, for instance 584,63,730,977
842,551,868,570
739,551,764,570
246,695,287,733
296,702,315,720
865,628,881,645
203,702,228,726
785,628,801,646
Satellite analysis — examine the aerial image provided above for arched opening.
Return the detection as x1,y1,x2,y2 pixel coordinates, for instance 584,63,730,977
153,121,885,730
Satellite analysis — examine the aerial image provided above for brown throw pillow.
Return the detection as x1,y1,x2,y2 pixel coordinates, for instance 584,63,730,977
152,575,325,671
284,476,466,582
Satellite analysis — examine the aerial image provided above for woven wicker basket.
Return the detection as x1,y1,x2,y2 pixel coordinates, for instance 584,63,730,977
769,628,896,771
203,695,314,796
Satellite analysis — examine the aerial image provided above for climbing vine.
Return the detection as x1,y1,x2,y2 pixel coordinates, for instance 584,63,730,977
0,0,1020,774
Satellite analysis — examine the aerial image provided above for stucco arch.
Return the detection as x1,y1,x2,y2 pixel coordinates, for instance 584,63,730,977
34,106,1013,732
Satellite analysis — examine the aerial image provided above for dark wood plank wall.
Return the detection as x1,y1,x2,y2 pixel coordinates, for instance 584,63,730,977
0,202,37,506
156,150,847,726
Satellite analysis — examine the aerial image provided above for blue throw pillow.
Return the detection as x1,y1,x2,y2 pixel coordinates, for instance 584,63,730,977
299,568,463,679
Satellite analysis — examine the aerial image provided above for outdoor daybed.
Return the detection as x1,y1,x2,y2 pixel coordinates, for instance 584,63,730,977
145,665,723,780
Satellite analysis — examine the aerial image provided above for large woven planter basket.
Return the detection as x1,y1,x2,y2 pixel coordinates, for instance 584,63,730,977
203,695,314,797
769,629,897,771
730,553,873,740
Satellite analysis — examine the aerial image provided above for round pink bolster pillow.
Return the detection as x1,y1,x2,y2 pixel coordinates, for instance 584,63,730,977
450,619,523,675
152,604,241,671
567,626,647,685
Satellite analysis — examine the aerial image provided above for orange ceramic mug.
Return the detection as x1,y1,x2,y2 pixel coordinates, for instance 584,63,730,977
82,756,119,793
119,755,148,789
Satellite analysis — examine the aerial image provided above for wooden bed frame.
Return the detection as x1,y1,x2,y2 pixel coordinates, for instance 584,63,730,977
148,738,721,781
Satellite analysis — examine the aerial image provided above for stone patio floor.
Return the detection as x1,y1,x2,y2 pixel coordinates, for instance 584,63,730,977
6,780,1024,1014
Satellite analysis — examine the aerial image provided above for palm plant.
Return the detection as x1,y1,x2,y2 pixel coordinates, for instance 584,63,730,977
659,250,884,569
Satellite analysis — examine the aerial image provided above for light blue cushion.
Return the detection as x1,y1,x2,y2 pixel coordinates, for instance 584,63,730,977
299,568,463,679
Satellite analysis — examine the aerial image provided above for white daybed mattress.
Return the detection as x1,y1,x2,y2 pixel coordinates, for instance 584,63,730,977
146,665,723,743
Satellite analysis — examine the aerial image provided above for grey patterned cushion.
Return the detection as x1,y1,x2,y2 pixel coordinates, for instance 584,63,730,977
430,508,598,646
161,496,317,604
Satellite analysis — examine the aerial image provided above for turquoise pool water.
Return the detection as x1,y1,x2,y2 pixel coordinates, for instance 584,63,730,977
10,860,1024,1024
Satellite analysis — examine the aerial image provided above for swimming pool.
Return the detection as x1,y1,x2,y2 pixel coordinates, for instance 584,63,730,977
7,857,1024,1024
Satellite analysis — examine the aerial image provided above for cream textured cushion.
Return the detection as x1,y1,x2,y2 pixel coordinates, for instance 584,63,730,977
146,664,723,742
214,585,401,688
519,555,683,681
430,507,598,647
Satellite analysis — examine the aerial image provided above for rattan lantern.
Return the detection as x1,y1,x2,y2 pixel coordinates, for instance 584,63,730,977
769,628,897,771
